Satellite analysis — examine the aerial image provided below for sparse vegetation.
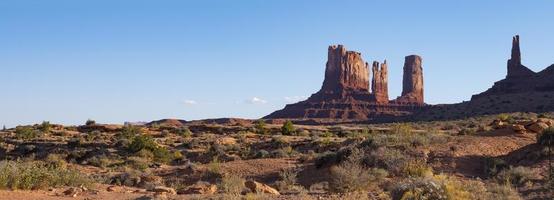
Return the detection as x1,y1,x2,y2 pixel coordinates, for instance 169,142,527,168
0,159,91,190
281,120,296,135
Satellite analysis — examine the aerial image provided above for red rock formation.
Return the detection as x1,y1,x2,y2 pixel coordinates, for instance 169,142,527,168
321,45,370,94
396,55,424,105
264,45,426,121
472,35,552,99
372,60,389,104
507,35,535,78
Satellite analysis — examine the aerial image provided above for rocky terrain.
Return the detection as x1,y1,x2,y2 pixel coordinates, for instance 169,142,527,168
0,112,553,199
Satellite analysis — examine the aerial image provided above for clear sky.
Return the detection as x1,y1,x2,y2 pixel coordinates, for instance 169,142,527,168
1,1,554,127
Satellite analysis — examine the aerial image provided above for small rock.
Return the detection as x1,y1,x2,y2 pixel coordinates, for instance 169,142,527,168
63,187,82,197
510,124,525,132
178,182,217,195
151,186,176,195
216,137,237,145
244,180,280,195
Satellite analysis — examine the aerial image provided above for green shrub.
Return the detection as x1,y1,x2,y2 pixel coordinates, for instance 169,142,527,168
85,119,96,126
39,121,51,133
119,125,142,140
254,120,267,135
177,127,192,138
127,134,174,163
0,159,91,190
15,126,39,140
281,121,296,135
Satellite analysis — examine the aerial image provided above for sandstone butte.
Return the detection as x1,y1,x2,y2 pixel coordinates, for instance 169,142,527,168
265,35,554,123
264,44,425,122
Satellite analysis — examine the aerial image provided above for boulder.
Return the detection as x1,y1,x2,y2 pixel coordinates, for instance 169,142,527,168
527,122,549,133
244,180,280,195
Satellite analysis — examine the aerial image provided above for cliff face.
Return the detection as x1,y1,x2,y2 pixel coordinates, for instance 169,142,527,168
395,55,424,105
507,35,535,79
264,45,426,121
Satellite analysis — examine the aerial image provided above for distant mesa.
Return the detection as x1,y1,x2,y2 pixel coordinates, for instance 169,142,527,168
264,44,425,121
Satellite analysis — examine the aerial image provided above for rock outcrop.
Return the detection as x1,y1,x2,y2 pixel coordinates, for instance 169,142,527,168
264,45,426,121
395,55,424,105
372,61,389,104
472,35,554,99
318,45,371,100
507,35,535,79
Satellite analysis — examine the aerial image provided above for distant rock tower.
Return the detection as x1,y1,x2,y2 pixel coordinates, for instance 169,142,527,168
396,55,424,105
321,45,370,93
372,60,389,104
507,35,535,78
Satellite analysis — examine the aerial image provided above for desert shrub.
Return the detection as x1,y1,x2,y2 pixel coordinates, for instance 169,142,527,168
275,168,299,192
219,174,245,195
85,119,96,126
270,136,289,148
329,152,387,193
495,166,534,186
176,127,192,138
391,177,447,200
125,156,150,171
538,127,554,146
128,135,157,153
321,131,334,138
0,159,91,190
281,121,296,135
119,125,142,140
364,147,409,174
86,155,111,168
271,146,297,158
254,120,267,135
483,157,508,177
390,123,412,135
15,126,39,140
254,150,270,159
205,157,222,179
314,148,354,169
486,184,521,200
497,114,513,122
38,121,51,133
402,160,433,178
127,134,174,163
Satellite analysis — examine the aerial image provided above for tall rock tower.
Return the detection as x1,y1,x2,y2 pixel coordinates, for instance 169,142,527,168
506,35,535,78
372,60,389,104
321,45,370,94
396,55,424,105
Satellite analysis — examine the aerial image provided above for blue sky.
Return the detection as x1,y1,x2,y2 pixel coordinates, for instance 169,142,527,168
1,1,554,127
